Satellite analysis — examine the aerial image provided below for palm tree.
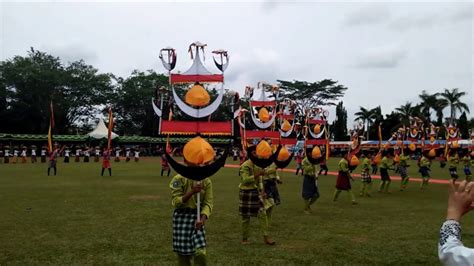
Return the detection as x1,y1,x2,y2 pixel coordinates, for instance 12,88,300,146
418,91,438,121
440,88,470,123
395,102,419,125
354,106,377,140
418,90,448,125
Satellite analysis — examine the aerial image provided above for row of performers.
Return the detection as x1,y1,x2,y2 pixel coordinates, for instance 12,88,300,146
168,139,473,265
0,146,142,164
294,147,473,186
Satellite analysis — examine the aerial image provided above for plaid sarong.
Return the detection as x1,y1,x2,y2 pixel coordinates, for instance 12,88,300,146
239,189,261,217
399,166,408,179
361,170,372,183
172,208,206,256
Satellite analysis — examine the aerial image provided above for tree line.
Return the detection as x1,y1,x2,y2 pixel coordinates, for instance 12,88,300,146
0,48,472,139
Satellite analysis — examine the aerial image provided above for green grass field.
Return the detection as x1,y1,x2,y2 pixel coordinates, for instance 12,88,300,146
1,157,473,265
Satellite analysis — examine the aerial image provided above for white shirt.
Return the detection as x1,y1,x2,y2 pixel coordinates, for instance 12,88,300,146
65,150,70,157
439,220,474,265
76,150,80,156
95,149,100,156
115,151,120,157
134,151,140,158
31,150,36,156
13,150,18,156
21,150,26,157
41,149,46,156
126,151,130,157
5,150,10,156
84,151,90,157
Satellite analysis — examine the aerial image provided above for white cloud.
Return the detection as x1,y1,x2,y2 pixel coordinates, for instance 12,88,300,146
343,4,391,27
354,44,407,69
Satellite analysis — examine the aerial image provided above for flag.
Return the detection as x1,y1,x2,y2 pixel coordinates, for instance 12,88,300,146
107,106,114,150
47,101,55,152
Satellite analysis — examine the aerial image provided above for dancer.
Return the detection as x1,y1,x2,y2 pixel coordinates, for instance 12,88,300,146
47,144,63,176
40,146,47,163
302,155,320,213
239,158,275,245
31,145,37,163
63,146,70,163
447,149,459,182
419,152,432,190
94,146,100,163
263,163,281,225
134,147,140,162
169,173,213,265
359,151,372,197
161,153,171,177
439,153,447,169
114,147,120,162
74,146,81,162
12,147,18,163
125,148,131,162
318,155,328,176
4,146,10,164
101,148,112,176
333,153,357,205
378,150,393,193
295,151,303,176
20,147,27,163
83,146,91,162
461,150,472,182
399,149,410,191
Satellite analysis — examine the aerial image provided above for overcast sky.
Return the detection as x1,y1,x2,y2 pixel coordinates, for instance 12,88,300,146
1,1,473,124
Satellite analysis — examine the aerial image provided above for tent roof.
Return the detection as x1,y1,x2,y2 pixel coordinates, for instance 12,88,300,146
87,118,118,139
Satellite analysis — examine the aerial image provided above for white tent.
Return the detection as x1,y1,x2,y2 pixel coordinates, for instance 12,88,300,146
88,118,118,139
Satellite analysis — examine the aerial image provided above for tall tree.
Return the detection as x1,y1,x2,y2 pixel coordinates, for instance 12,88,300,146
440,88,470,124
381,112,401,139
0,48,115,134
114,70,168,136
331,101,349,141
354,106,380,140
278,79,347,109
395,102,420,126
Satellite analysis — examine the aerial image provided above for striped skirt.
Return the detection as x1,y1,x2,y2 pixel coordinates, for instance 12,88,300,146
239,189,261,217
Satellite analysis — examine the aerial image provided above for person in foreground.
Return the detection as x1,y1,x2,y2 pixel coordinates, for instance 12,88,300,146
169,174,213,266
438,180,474,265
239,158,275,245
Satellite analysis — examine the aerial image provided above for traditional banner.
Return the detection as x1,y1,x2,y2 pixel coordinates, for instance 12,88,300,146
107,107,113,150
47,101,55,152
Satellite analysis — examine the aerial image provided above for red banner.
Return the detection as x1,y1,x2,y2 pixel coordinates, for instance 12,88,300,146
161,120,232,135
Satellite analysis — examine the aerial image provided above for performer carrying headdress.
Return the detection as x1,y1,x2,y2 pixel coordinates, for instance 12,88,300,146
302,154,320,212
399,149,410,191
378,150,394,193
170,173,212,265
447,149,459,181
239,142,276,245
461,149,472,182
333,153,357,204
359,151,372,197
419,152,431,190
